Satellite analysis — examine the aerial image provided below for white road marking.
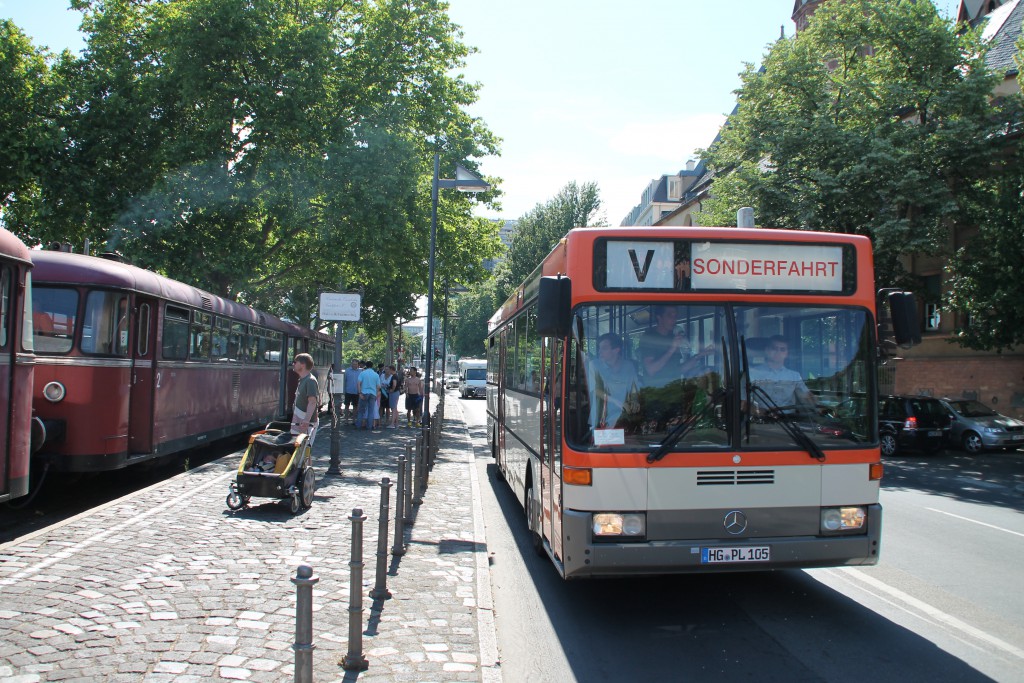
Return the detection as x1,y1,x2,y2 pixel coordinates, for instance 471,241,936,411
831,567,1024,661
926,507,1024,538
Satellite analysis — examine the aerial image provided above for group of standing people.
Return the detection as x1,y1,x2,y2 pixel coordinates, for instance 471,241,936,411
342,358,424,431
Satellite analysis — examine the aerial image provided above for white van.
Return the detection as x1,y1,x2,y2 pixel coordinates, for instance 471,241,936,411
457,358,487,399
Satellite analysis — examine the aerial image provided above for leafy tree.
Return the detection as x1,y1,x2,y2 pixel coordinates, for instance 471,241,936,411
26,0,500,333
0,21,62,231
944,117,1024,351
698,0,1009,288
495,181,604,299
450,278,500,358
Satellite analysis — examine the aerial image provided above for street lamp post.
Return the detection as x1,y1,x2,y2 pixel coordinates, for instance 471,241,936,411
422,153,489,429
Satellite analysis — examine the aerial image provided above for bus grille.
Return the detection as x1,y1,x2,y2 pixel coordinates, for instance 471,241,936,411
696,470,775,486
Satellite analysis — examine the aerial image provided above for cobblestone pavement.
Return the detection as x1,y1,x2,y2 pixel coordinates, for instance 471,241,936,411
0,394,501,682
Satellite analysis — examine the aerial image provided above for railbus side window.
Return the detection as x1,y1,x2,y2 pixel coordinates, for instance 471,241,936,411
264,331,282,363
21,272,33,352
0,266,9,348
228,322,245,362
32,287,77,354
137,303,151,356
81,290,129,357
191,311,211,360
162,306,190,360
211,317,230,361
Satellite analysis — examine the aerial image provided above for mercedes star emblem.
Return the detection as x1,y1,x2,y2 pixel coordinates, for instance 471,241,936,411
724,510,748,535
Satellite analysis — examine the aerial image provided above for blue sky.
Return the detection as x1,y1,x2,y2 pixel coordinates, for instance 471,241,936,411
3,0,962,225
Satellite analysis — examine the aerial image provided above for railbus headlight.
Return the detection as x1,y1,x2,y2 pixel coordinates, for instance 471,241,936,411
42,381,66,403
592,512,646,539
820,506,866,533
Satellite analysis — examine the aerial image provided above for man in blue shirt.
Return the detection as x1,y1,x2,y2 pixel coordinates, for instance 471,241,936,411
343,358,361,421
356,360,382,430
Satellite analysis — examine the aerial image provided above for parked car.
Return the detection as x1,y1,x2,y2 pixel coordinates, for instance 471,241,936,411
878,395,952,456
938,398,1024,454
444,374,460,389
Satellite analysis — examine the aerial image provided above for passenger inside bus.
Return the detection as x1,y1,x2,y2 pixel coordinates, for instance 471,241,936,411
591,332,640,432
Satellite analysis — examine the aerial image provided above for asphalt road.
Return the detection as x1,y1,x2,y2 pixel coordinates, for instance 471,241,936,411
458,393,1024,682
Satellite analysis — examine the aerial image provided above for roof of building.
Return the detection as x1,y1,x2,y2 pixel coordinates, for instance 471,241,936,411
978,0,1023,76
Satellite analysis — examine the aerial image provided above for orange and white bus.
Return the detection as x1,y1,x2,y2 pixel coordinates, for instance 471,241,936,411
486,226,917,579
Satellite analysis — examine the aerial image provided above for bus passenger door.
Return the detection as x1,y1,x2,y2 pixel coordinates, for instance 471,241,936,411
128,298,155,454
542,337,565,560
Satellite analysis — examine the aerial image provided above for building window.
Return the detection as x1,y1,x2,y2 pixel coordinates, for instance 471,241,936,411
925,303,941,331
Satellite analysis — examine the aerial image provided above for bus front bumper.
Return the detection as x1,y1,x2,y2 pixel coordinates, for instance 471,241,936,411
560,504,882,579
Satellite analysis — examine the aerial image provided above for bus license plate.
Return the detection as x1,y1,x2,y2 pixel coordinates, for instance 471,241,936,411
701,546,770,564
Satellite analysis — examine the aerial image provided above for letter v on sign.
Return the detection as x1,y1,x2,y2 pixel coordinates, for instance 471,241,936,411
628,249,655,282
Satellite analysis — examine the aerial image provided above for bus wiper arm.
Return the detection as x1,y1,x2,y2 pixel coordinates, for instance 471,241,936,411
648,388,726,463
749,385,826,462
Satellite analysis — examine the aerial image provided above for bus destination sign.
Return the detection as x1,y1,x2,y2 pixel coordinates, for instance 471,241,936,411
691,243,843,292
601,240,844,293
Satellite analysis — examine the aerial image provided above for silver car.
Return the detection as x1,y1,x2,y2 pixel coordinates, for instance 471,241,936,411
939,398,1024,454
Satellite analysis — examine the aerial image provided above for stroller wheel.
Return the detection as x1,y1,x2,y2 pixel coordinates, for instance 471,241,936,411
300,467,316,508
289,492,302,515
226,489,247,510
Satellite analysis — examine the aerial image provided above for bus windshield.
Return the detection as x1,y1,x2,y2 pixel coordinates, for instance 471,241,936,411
566,302,874,453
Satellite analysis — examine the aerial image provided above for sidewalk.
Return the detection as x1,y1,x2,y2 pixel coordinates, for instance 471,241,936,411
0,393,500,682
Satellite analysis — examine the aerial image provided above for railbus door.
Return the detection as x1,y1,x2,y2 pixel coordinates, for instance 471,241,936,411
541,336,565,560
1,265,12,496
128,297,155,454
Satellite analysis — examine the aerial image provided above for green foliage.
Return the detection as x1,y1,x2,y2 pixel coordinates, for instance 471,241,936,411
15,0,500,334
494,181,604,299
699,0,1007,288
945,130,1024,351
451,278,500,358
0,21,62,231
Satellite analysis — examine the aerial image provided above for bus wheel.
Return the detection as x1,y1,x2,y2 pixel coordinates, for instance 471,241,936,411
525,486,544,556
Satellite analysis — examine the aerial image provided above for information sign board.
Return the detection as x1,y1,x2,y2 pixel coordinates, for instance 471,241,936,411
319,292,361,321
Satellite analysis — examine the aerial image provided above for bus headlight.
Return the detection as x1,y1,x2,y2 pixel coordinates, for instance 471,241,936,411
592,513,646,539
43,381,66,403
821,506,866,533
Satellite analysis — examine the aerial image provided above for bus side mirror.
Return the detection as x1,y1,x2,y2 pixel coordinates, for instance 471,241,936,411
881,290,921,348
536,276,572,337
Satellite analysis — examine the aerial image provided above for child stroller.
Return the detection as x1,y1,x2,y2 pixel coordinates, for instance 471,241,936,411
226,421,316,514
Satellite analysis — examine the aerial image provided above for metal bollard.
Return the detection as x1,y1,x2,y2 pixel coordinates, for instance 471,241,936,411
393,457,406,556
412,435,424,505
328,423,342,475
369,478,392,600
340,509,369,671
403,445,414,522
292,564,318,683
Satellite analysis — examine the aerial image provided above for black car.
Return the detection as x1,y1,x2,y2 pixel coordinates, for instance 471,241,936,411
879,395,951,456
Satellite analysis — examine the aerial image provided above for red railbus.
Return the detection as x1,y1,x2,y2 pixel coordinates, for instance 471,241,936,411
30,250,333,473
487,227,917,579
0,228,34,501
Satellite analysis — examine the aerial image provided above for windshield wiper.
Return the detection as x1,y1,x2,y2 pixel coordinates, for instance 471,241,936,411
748,384,827,462
648,387,726,463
